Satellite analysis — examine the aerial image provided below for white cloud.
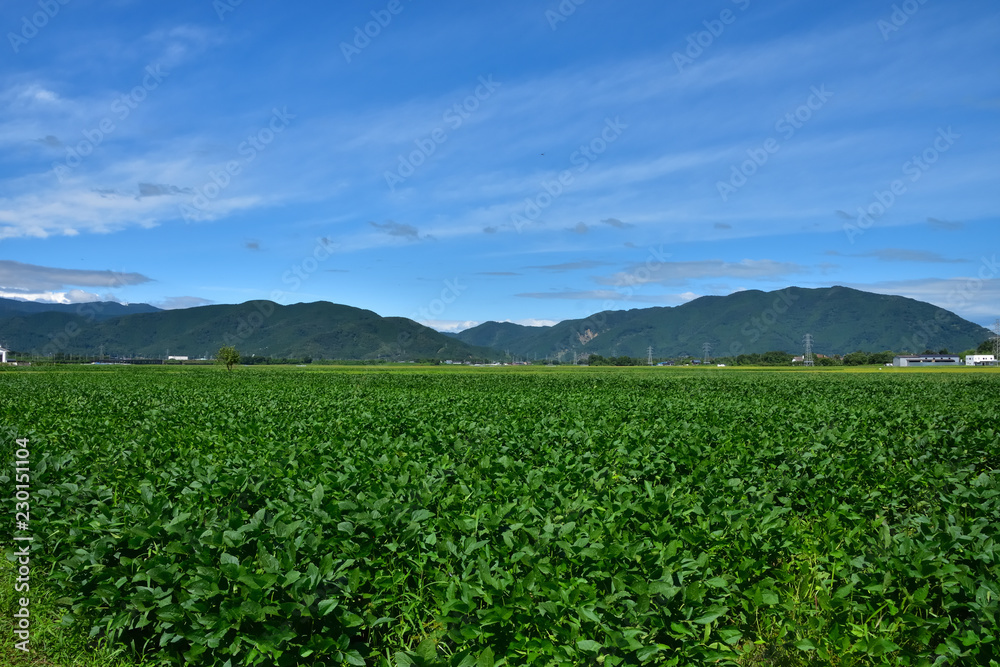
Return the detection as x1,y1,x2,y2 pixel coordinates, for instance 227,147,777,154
844,272,1000,326
508,318,558,327
144,25,227,68
0,289,116,304
155,296,213,310
417,319,481,332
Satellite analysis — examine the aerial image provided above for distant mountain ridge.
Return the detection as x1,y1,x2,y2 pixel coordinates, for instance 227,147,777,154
0,287,991,360
0,299,491,360
454,286,993,359
0,298,161,320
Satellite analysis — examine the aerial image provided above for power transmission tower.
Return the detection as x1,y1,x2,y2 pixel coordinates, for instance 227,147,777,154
647,346,653,366
993,319,1000,361
702,342,712,364
803,334,815,366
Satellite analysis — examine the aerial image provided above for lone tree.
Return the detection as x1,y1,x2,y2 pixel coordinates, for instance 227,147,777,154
217,346,240,371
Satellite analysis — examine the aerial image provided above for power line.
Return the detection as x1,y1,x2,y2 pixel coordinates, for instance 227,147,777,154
702,342,712,364
647,346,653,366
803,333,815,366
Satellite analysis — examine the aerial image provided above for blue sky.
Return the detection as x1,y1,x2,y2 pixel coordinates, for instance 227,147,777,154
1,0,998,331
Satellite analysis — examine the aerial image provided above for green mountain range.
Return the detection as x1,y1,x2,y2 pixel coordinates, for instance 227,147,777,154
0,286,992,361
453,286,993,359
0,299,491,361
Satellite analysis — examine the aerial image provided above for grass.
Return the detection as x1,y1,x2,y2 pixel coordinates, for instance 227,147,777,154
1,558,143,667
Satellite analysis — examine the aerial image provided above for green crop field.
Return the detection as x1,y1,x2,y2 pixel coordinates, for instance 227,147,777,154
2,366,998,666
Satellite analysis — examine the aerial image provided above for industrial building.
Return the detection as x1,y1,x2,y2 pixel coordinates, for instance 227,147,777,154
892,355,962,368
965,354,997,366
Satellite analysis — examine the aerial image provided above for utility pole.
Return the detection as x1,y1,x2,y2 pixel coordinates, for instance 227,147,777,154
803,334,815,366
647,346,653,366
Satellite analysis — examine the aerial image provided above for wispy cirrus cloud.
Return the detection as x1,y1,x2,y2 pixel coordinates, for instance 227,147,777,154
525,260,612,272
843,275,1000,325
597,259,805,287
144,25,227,68
515,289,683,304
927,217,963,231
827,248,968,263
600,217,633,229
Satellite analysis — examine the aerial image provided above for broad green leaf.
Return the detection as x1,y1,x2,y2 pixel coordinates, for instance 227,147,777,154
477,647,495,667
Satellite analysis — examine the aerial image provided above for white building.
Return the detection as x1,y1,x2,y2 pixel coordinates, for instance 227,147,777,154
0,346,8,363
167,355,189,361
893,354,962,367
966,354,997,366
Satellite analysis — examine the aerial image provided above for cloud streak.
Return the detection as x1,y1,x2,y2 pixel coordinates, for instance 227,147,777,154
828,248,968,264
598,259,805,287
525,260,612,272
0,260,152,292
369,220,431,242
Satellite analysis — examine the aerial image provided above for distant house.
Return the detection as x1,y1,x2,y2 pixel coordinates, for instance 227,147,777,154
0,346,8,364
966,354,997,366
167,356,189,361
892,354,962,368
